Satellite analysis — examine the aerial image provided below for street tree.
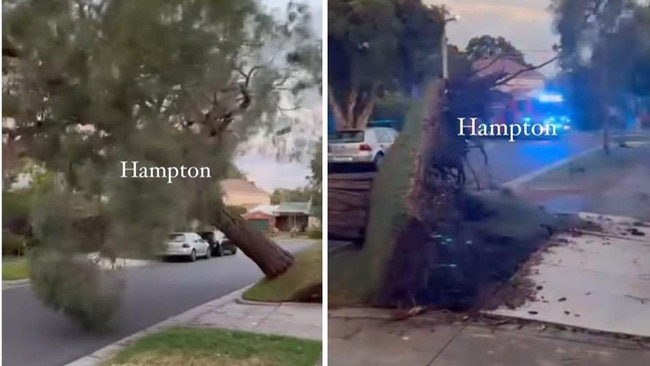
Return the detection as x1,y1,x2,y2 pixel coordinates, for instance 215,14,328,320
308,138,322,220
328,0,401,130
465,35,528,65
3,0,320,329
328,0,448,130
551,0,643,152
271,187,313,204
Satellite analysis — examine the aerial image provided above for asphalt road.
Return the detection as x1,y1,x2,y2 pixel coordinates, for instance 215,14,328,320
328,132,603,182
466,131,602,185
2,241,311,366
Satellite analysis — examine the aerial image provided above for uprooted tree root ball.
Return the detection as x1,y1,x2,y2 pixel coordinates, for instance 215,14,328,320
375,189,577,310
29,250,125,331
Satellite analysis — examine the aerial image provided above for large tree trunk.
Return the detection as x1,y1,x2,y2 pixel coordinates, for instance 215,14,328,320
216,206,294,279
329,84,378,130
328,86,348,130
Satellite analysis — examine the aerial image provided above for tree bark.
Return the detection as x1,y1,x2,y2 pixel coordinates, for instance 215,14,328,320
355,84,378,129
216,205,294,279
345,89,358,129
328,86,348,131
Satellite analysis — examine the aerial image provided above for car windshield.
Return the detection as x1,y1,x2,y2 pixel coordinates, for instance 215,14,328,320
198,232,213,241
168,234,184,242
329,130,364,143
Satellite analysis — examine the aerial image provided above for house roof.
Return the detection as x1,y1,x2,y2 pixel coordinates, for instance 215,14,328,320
277,201,311,215
220,179,269,196
473,58,545,80
249,204,279,216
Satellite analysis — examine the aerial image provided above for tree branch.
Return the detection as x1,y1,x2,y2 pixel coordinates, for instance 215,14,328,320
472,55,503,75
494,56,559,86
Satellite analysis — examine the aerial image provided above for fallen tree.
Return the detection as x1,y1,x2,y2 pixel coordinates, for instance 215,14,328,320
329,80,573,310
4,0,320,329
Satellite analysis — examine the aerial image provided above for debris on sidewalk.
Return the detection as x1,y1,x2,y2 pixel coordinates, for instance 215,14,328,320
485,213,650,338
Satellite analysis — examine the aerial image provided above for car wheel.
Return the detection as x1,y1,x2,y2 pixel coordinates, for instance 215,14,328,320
373,153,384,170
230,247,237,256
189,249,197,262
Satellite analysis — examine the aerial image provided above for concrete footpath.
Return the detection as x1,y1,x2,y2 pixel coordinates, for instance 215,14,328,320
329,308,650,366
66,287,322,366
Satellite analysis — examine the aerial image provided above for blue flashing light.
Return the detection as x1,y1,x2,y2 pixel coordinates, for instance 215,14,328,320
537,93,564,103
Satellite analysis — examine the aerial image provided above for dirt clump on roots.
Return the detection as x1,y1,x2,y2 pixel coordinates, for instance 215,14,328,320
375,189,580,312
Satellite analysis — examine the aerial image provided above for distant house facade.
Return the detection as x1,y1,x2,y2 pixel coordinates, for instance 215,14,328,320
221,179,271,211
275,201,312,232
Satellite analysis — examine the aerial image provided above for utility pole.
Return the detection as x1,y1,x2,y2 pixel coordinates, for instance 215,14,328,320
441,14,459,80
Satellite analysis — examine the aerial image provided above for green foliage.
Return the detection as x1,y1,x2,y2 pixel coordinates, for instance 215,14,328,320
328,0,401,95
308,138,322,220
373,93,409,121
551,0,650,128
271,187,313,204
2,189,32,231
466,35,527,64
2,231,27,256
29,249,124,331
328,0,446,101
307,227,322,240
4,0,320,329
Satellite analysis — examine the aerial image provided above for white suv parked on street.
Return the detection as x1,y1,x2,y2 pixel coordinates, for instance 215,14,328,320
327,127,398,169
159,232,211,262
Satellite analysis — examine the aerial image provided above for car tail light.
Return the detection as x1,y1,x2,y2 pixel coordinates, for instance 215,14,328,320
182,244,190,248
359,143,372,151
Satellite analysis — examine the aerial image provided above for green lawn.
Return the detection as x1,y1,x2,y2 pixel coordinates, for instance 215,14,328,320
104,327,321,366
243,244,321,302
2,258,29,281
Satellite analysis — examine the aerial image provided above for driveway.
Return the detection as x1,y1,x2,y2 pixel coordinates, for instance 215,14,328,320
2,240,312,366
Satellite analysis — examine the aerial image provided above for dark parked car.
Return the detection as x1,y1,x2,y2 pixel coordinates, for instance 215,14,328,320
197,231,238,256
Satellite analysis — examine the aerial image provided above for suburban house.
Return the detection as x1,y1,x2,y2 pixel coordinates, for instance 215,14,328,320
220,179,271,211
243,204,278,234
275,201,312,232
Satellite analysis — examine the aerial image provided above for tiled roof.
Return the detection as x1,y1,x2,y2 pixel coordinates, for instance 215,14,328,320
220,179,269,196
249,204,279,216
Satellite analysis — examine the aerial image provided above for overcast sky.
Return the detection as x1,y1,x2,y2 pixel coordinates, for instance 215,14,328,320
430,0,560,75
235,0,322,192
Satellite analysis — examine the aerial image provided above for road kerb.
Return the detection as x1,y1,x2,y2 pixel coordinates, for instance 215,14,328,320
503,147,601,189
236,296,321,308
64,284,254,366
2,278,30,290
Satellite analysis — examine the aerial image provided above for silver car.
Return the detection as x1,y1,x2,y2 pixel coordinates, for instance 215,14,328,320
328,127,398,169
160,232,211,262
